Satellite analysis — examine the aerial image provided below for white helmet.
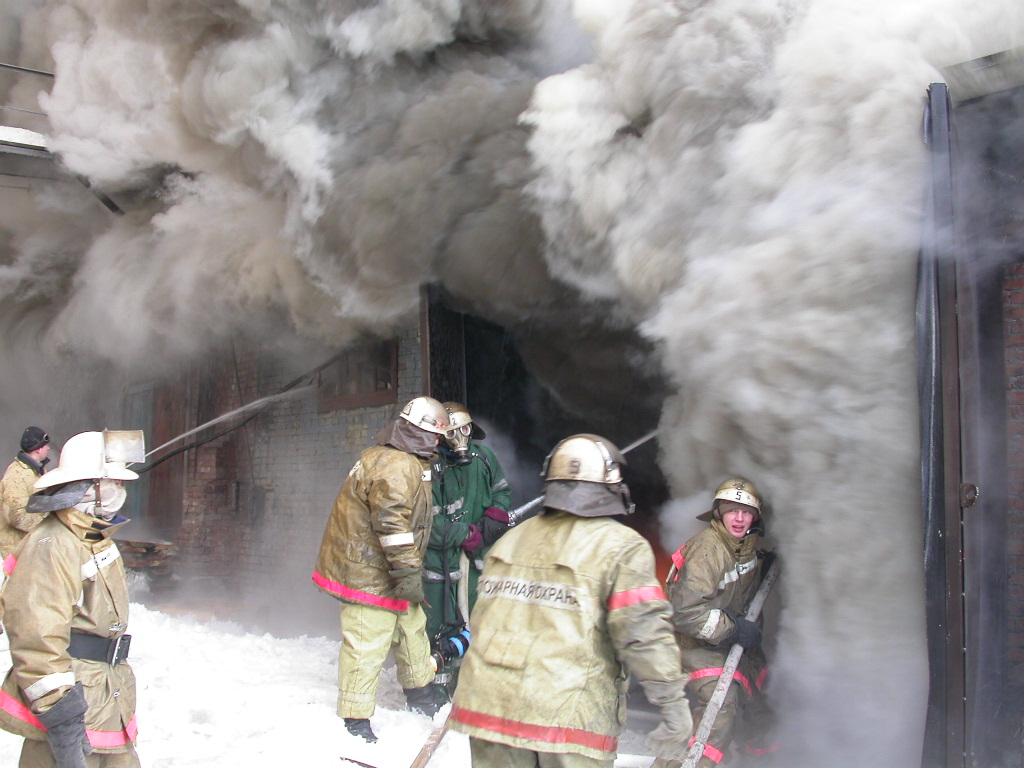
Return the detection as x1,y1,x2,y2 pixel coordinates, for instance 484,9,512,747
399,396,450,435
35,430,145,491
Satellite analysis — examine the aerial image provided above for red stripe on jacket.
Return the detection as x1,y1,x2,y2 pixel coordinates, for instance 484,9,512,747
671,545,686,569
607,585,666,611
311,571,409,612
689,666,755,696
3,554,15,575
0,690,137,746
451,705,618,753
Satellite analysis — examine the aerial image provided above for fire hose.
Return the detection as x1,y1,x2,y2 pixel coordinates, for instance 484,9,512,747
674,560,781,768
429,627,471,673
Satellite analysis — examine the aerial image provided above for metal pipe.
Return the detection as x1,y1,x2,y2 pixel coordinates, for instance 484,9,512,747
143,385,315,458
1,105,47,117
0,62,54,78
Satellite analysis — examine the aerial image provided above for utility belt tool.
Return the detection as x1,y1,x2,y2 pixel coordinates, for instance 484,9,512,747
69,631,131,665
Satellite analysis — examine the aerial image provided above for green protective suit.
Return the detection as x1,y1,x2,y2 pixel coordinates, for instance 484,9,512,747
660,518,775,767
450,509,689,763
424,441,511,644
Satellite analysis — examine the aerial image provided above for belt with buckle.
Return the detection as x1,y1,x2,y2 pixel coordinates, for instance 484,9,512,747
68,631,131,665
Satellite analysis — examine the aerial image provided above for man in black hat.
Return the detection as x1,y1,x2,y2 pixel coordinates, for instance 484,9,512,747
0,427,51,561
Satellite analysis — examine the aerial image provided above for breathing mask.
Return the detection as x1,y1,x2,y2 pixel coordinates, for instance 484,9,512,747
442,402,481,466
74,479,128,520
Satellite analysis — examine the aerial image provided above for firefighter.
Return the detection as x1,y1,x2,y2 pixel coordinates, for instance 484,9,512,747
424,402,512,701
0,426,52,560
655,477,777,768
0,430,144,768
450,434,692,767
312,396,450,744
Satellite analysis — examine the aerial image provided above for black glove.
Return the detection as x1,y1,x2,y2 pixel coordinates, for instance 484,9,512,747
646,696,693,759
391,567,425,604
37,682,92,768
722,612,762,650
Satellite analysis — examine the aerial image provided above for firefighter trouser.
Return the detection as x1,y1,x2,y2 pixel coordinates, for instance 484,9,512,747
423,577,463,642
20,739,140,768
337,601,434,718
653,652,775,768
469,737,613,768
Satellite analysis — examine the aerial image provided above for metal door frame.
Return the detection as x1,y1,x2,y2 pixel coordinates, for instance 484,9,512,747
919,81,967,768
919,80,1019,768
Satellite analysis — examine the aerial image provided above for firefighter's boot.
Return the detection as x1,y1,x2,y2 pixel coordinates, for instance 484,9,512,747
344,718,378,743
404,685,443,717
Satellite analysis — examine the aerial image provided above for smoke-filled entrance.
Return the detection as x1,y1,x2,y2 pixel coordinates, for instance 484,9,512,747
424,287,672,557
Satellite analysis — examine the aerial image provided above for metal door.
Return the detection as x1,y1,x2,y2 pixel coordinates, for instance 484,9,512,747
920,80,1024,768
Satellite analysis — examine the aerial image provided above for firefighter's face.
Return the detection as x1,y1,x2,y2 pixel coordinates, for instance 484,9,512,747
719,501,757,539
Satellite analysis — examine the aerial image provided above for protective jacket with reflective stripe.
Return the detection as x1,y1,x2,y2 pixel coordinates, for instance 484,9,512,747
450,510,688,761
313,444,433,614
0,457,44,558
666,518,761,667
0,506,137,751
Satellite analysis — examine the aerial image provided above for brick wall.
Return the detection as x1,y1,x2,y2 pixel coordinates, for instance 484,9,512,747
169,324,423,632
1004,263,1024,693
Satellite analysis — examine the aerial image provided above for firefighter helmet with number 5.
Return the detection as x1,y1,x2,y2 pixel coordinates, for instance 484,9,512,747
697,476,762,521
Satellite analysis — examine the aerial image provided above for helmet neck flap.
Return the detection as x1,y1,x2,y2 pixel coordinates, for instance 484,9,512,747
376,418,440,458
543,479,634,518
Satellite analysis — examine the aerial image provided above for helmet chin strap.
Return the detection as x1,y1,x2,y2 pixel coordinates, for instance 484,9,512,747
76,479,127,520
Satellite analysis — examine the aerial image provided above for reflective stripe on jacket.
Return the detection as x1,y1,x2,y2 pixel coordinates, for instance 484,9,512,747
0,506,137,750
450,510,687,760
667,518,761,667
313,444,433,613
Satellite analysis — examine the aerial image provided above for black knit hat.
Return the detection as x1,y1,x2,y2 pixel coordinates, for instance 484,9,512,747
20,426,50,453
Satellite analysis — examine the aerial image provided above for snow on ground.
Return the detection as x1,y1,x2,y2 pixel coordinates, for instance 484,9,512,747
0,604,468,768
0,604,654,767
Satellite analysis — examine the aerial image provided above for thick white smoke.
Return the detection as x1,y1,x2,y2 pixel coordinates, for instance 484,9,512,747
1,0,1023,765
522,2,1024,766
